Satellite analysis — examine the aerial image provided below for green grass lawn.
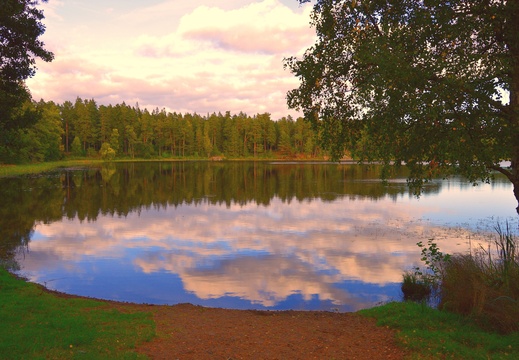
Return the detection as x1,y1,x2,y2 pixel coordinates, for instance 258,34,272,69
0,269,154,359
360,301,519,359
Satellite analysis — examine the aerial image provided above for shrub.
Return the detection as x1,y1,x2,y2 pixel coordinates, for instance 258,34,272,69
402,239,450,304
404,224,519,333
401,271,431,302
439,221,519,333
99,142,115,161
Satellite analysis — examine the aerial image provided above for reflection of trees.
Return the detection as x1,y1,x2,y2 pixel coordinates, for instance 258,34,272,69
60,162,437,221
1,162,506,266
0,175,65,268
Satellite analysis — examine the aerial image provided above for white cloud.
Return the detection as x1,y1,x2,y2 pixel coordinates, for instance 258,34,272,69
178,0,314,55
27,0,315,119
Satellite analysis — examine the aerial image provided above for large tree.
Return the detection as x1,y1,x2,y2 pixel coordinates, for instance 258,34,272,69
285,0,519,212
0,0,54,161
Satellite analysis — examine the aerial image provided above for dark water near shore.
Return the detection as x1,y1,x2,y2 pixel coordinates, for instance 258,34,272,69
2,161,516,311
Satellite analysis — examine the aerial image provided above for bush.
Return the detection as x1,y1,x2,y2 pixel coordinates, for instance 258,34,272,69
401,271,431,302
439,223,519,333
99,142,115,161
404,223,519,333
402,239,449,304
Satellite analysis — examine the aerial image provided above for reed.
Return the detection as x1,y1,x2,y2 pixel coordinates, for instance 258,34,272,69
440,221,519,333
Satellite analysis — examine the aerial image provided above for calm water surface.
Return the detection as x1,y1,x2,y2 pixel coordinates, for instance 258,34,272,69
2,162,516,311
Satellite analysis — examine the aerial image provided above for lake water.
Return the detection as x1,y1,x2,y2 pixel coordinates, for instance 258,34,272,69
2,161,517,312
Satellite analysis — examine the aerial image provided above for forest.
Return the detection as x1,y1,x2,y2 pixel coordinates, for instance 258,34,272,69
0,97,325,164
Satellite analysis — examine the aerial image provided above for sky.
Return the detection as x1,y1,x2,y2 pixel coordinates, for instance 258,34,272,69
26,0,316,119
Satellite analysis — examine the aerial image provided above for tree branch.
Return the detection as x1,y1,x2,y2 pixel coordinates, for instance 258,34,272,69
488,164,513,181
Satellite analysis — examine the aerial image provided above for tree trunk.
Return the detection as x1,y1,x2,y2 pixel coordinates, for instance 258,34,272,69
508,0,519,215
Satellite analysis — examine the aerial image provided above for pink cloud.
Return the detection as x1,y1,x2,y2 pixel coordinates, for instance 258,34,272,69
183,25,314,55
27,0,315,119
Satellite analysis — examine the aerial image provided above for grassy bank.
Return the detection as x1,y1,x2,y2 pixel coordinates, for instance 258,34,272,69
0,268,154,359
360,301,519,359
0,157,339,178
0,159,103,177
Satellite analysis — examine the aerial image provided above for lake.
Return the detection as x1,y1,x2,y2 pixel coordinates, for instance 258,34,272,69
2,161,517,312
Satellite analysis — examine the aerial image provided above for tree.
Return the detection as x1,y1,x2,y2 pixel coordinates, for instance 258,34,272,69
60,101,74,152
109,128,120,155
99,142,115,161
124,125,137,158
31,100,63,161
73,97,99,152
222,115,240,157
71,136,83,157
286,0,519,212
202,122,213,157
0,1,54,151
277,116,295,157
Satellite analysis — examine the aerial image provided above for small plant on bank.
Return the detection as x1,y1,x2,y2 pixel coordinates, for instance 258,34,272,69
401,271,431,302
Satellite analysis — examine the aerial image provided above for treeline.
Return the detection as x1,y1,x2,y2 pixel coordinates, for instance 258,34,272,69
1,97,326,164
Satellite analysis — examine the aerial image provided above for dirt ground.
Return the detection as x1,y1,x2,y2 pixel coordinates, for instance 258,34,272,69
115,302,408,360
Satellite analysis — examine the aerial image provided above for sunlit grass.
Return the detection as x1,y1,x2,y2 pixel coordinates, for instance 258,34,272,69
360,301,519,359
0,268,154,359
0,159,103,177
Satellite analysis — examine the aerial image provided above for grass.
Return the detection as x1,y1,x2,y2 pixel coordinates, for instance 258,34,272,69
3,266,519,360
0,159,103,177
0,156,334,178
408,225,519,334
360,301,519,359
0,268,155,359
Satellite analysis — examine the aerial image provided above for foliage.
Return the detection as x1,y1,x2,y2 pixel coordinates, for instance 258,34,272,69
440,222,519,333
0,102,41,163
401,271,431,303
402,239,450,304
494,221,519,292
100,142,116,161
416,239,451,286
404,224,519,333
0,162,415,251
0,0,54,159
71,136,83,157
110,128,121,154
0,98,325,163
286,0,519,211
360,301,519,359
0,0,54,83
0,100,64,163
0,268,154,359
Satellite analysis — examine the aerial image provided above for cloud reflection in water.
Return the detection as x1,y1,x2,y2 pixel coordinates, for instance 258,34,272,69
19,187,508,311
